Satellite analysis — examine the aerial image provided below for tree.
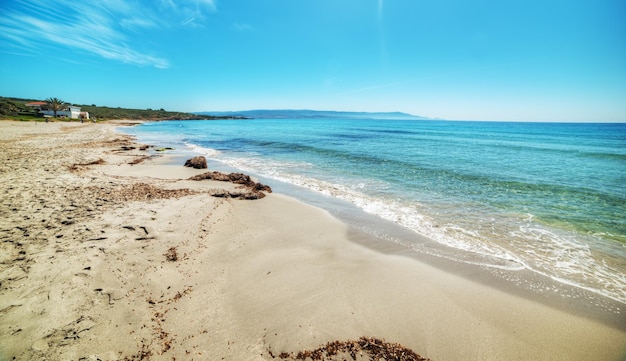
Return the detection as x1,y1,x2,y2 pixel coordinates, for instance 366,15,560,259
45,97,66,118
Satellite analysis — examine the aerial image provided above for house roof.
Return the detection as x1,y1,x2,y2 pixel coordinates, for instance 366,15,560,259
25,101,47,107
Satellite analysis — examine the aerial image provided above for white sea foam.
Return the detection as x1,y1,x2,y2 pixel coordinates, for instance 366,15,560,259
208,152,626,305
216,153,527,267
184,142,221,157
123,120,626,308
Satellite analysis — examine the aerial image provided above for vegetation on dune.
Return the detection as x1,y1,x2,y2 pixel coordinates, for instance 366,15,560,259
0,97,39,120
78,104,225,121
0,96,230,121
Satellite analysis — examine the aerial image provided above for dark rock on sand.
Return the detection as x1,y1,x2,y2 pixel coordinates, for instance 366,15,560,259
189,171,272,199
184,156,208,169
212,190,267,200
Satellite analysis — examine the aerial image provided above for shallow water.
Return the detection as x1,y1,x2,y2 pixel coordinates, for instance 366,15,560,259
123,119,626,305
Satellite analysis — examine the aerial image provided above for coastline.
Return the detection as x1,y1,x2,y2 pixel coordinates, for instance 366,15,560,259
0,120,624,360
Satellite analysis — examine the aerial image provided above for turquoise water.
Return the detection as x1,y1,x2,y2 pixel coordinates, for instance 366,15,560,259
123,119,626,304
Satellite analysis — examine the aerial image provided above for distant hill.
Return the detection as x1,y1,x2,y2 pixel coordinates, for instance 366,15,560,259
195,109,432,120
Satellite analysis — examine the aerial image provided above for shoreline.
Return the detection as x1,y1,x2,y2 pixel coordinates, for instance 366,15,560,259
1,120,624,360
263,175,626,323
123,120,626,322
118,118,626,309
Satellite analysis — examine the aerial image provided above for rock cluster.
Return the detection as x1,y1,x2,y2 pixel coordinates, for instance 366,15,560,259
188,171,272,199
183,156,207,169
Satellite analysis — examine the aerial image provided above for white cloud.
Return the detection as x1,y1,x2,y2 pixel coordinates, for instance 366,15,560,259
0,0,217,68
234,22,254,32
199,0,217,12
120,17,159,30
160,0,217,25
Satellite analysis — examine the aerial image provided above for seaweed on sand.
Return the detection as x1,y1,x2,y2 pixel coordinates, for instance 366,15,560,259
270,336,431,361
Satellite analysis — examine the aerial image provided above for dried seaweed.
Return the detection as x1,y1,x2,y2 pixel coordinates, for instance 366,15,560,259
271,337,431,361
163,247,178,262
87,183,197,202
67,158,106,172
122,342,152,360
128,155,153,165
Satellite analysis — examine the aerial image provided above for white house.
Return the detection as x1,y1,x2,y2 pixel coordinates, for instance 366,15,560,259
25,102,89,120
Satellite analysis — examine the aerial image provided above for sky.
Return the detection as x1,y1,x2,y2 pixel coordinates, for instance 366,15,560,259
1,0,625,122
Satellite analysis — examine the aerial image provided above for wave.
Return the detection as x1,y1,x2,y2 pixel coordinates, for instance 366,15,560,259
191,147,626,305
124,121,626,306
183,142,221,157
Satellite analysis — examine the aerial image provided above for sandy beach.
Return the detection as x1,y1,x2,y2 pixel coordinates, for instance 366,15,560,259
1,120,625,361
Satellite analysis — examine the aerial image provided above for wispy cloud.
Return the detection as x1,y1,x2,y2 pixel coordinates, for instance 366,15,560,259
0,0,217,68
199,0,217,12
120,17,159,30
161,0,217,26
233,22,254,32
0,50,34,57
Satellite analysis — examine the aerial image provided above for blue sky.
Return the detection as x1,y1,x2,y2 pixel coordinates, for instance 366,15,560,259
1,0,625,122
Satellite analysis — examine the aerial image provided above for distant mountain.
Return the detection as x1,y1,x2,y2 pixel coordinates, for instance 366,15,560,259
194,109,432,120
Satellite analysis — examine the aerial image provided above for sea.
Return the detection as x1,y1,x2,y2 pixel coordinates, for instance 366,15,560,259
121,118,626,307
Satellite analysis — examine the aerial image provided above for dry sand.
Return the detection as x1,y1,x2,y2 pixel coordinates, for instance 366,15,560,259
0,120,624,361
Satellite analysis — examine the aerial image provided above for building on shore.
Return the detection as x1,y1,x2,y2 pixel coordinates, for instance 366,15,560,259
25,101,89,120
